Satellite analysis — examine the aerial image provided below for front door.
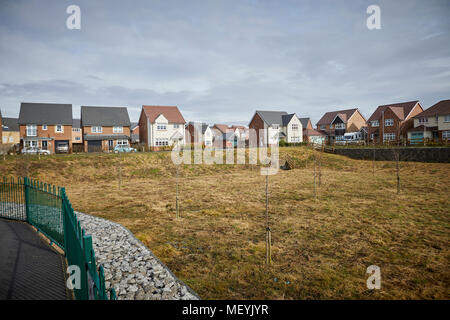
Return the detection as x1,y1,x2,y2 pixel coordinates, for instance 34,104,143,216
41,141,48,150
108,140,114,149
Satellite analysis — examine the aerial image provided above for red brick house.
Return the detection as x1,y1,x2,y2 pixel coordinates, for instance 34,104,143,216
316,108,367,143
18,103,73,154
367,101,423,144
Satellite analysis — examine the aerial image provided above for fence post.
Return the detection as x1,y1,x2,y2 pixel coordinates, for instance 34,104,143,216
23,176,30,223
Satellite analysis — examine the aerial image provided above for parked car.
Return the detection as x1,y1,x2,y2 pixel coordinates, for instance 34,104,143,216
21,147,51,155
113,145,136,153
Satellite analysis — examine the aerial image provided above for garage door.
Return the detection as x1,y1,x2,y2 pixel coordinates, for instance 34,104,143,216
88,140,102,152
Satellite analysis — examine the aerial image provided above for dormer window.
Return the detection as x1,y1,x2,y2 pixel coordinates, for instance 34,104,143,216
56,125,63,133
113,126,123,133
42,124,47,130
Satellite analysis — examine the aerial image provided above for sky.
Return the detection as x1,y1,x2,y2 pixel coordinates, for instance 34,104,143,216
0,0,449,125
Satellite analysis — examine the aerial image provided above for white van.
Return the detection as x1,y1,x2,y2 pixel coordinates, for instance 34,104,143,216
344,132,363,144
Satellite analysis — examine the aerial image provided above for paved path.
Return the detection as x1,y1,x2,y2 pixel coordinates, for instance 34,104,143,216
0,218,70,300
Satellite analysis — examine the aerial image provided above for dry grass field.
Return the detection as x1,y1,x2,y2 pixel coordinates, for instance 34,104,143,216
1,147,448,299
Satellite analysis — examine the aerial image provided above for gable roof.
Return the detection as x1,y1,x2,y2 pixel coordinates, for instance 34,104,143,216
18,103,73,125
368,101,419,122
213,124,230,134
142,105,185,124
316,108,358,126
2,117,19,131
254,110,289,126
413,99,450,118
281,114,297,126
298,117,311,129
188,122,209,134
130,122,139,130
81,106,131,127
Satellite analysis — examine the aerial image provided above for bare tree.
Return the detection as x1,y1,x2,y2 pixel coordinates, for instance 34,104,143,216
176,163,180,219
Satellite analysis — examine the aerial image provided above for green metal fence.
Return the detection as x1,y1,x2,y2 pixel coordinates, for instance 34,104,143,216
0,176,116,300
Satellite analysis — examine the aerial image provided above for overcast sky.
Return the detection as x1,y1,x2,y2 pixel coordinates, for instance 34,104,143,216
0,0,449,125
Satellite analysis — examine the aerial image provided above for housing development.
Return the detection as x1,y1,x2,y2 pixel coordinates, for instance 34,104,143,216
0,1,448,312
2,100,449,153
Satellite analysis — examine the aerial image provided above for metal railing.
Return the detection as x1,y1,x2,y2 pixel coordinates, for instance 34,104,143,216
0,176,116,300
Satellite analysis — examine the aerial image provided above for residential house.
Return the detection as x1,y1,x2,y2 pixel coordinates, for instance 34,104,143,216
2,117,20,145
299,117,325,144
18,103,73,153
248,110,303,146
230,125,249,146
72,119,83,144
186,122,213,147
81,106,131,152
139,105,186,149
131,122,139,144
316,108,366,143
210,124,234,148
299,117,313,130
0,110,2,144
407,99,450,143
367,101,423,144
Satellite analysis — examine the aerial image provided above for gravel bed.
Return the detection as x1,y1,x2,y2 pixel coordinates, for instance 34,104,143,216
76,211,199,300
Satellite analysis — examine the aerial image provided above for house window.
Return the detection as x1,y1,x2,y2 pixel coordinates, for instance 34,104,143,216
385,119,394,126
370,133,374,140
320,125,326,130
383,133,396,141
113,126,123,133
157,123,167,130
117,139,128,146
56,125,63,133
371,120,379,127
335,123,345,129
155,138,169,146
26,125,37,136
42,124,47,130
25,140,38,147
443,131,450,139
9,136,14,143
174,124,180,129
2,136,6,143
92,126,102,133
418,117,428,123
292,124,298,131
291,136,300,142
444,115,450,122
272,124,279,129
75,137,81,141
